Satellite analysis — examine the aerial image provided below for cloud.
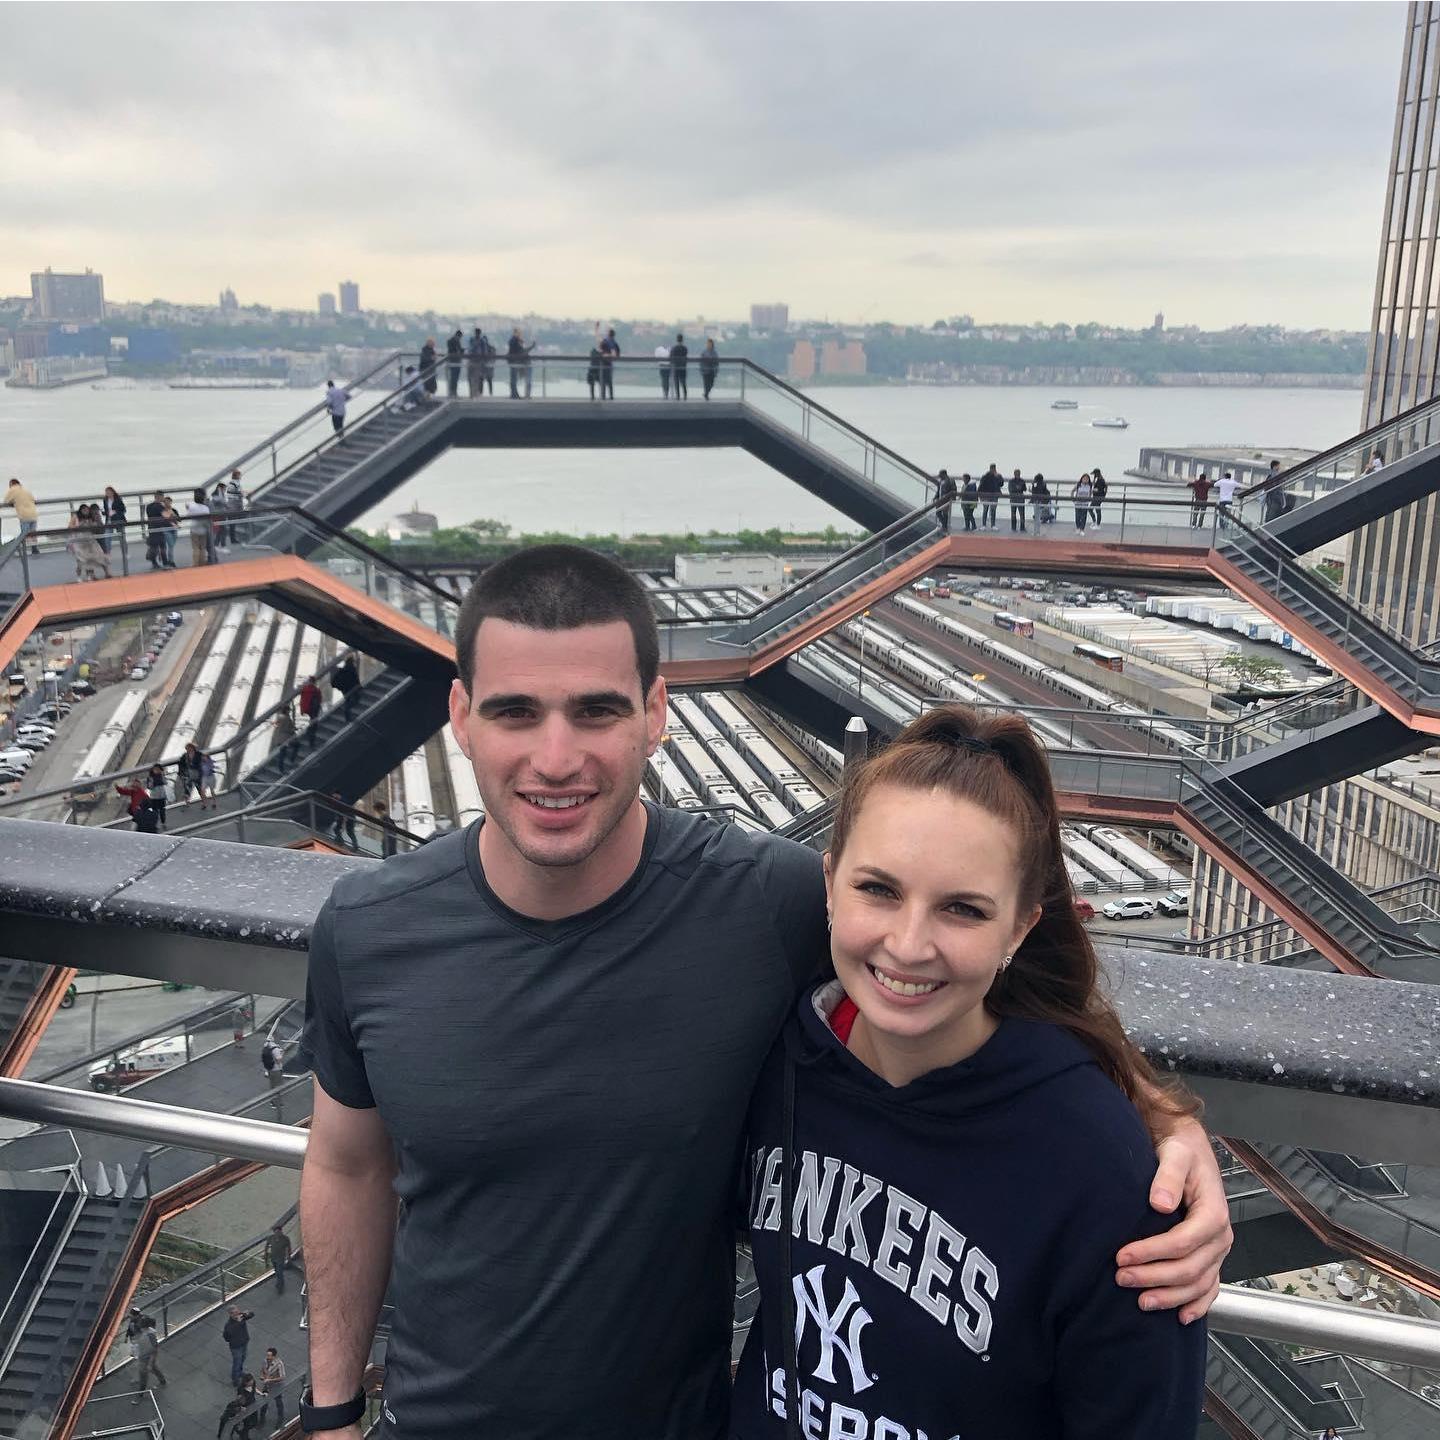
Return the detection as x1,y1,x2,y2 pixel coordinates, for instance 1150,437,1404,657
0,1,1408,326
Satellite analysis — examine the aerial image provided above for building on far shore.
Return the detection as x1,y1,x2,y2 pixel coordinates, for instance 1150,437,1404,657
750,302,789,332
318,293,337,317
339,280,360,315
788,337,867,381
30,268,105,323
386,504,439,543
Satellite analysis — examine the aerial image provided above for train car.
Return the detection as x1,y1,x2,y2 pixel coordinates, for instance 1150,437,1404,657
70,688,150,808
1062,829,1144,893
239,616,300,778
670,695,791,828
699,692,824,816
1085,825,1187,890
1064,857,1100,895
441,727,485,827
397,749,436,841
157,602,248,759
207,613,277,792
647,751,705,811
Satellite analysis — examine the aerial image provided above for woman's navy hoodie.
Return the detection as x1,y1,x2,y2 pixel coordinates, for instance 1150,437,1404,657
731,982,1204,1440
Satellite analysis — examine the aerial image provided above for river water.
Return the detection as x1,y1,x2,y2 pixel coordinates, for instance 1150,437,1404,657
0,381,1363,537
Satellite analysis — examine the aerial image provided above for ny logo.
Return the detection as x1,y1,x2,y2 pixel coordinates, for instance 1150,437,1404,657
792,1264,874,1394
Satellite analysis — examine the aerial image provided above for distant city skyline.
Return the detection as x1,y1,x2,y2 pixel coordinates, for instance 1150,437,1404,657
1,3,1406,329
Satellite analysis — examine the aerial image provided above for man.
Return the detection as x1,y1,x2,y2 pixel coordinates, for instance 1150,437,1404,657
332,652,361,723
670,332,688,399
1008,467,1028,531
935,468,957,532
374,801,399,858
227,470,248,544
259,1347,288,1427
222,1306,255,1388
1215,470,1238,530
1188,470,1212,529
445,330,464,398
327,791,359,850
131,1316,166,1403
654,342,671,398
298,545,1230,1440
506,328,534,399
466,328,486,398
1263,458,1290,523
978,462,1003,529
598,326,620,399
325,381,349,436
266,1222,293,1293
960,472,978,531
2,478,40,556
299,675,323,748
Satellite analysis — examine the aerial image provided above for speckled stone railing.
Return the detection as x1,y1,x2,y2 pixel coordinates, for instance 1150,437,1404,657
1,819,1436,1159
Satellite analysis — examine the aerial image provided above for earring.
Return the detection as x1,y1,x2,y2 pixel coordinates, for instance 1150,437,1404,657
826,911,833,931
999,953,1012,970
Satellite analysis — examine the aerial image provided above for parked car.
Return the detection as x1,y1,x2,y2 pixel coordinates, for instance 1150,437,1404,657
165,611,183,625
1073,898,1096,920
129,665,149,680
36,702,71,721
0,766,26,785
0,747,33,771
12,734,48,752
15,722,55,739
70,679,96,696
1157,891,1190,917
1101,897,1157,921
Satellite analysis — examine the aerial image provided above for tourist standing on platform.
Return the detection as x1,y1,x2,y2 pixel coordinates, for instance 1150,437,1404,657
586,343,603,400
700,338,720,398
210,481,232,555
295,545,1229,1440
654,342,671,398
186,489,211,567
1090,467,1109,528
730,705,1207,1440
198,751,217,810
71,506,110,580
259,1348,288,1427
227,471,247,544
178,742,204,804
1215,470,1238,530
419,338,438,397
960,473,979,531
332,653,361,722
1008,468,1028,531
935,468,957,532
507,328,535,399
100,487,126,556
116,779,149,822
1031,473,1052,525
144,491,168,569
2,478,40,556
325,381,349,435
1073,472,1094,531
222,1306,255,1388
160,495,180,567
599,326,620,398
145,766,168,826
466,329,486,398
978,464,1002,530
445,331,464,398
670,333,689,399
1187,471,1212,528
267,1223,294,1293
133,798,161,834
299,676,323,749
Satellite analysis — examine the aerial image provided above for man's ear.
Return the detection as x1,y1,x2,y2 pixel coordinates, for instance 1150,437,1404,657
645,674,669,757
448,678,472,759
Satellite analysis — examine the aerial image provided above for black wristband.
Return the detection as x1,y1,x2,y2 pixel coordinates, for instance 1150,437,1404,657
298,1385,366,1433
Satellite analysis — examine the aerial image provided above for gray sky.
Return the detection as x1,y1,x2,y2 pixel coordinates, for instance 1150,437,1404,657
0,1,1407,327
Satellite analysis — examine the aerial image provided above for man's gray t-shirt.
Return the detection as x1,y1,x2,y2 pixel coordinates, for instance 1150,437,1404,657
301,802,826,1439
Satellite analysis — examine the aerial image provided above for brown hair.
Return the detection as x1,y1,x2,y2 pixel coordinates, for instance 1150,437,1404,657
830,703,1198,1135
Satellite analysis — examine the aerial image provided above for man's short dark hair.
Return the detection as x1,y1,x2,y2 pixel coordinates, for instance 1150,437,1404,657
454,545,660,699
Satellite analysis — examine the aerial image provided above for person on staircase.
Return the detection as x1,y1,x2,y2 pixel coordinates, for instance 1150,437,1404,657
419,338,439,398
299,676,323,750
331,652,361,723
325,380,349,436
935,469,957,532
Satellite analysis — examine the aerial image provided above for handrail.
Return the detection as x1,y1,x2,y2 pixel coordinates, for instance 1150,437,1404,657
31,991,259,1085
0,642,352,816
163,788,429,848
1208,1331,1361,1435
1239,385,1440,500
1,1088,1438,1373
136,1202,298,1313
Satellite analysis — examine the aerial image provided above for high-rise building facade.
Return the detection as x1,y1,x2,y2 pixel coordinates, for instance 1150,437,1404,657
30,268,105,322
318,293,337,317
750,302,789,332
1349,3,1440,638
339,280,360,315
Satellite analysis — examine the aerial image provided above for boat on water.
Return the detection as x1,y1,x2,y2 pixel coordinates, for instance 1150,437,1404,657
1091,416,1129,429
1051,399,1079,410
167,378,288,390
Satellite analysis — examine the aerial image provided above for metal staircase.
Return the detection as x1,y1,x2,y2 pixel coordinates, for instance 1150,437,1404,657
0,1192,146,1438
1206,1335,1363,1439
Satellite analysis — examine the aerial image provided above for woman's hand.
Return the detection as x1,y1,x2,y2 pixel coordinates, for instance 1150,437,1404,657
1115,1117,1232,1324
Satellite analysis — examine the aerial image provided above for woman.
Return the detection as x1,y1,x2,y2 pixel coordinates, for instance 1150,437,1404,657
145,764,169,829
71,505,110,581
419,337,438,396
100,487,126,556
1031,472,1052,525
586,343,603,401
160,495,180,567
700,337,720,399
198,750,217,810
1073,471,1094,532
178,742,203,804
1091,466,1109,528
732,705,1205,1440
